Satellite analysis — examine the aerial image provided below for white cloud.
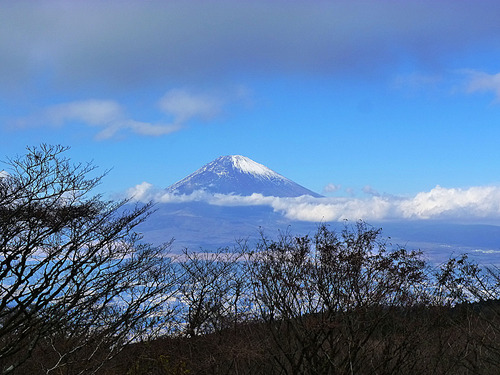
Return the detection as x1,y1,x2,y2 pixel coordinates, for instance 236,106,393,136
16,88,233,140
127,183,217,204
399,185,500,220
119,120,181,139
45,100,123,127
463,70,500,102
362,185,381,197
127,181,155,202
323,183,341,193
269,196,394,222
127,183,500,223
25,99,180,140
159,89,224,123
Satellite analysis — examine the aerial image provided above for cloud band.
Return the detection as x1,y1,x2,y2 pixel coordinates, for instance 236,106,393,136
127,183,500,223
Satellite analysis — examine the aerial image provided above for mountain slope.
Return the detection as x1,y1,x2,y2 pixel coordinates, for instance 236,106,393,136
138,201,500,265
166,155,322,197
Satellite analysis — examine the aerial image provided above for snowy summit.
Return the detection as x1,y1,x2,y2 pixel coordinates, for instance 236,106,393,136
166,155,322,198
228,155,280,179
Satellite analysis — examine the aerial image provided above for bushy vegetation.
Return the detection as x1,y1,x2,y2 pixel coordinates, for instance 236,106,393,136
2,146,500,374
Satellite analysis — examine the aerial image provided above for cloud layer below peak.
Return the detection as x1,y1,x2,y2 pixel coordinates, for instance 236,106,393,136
127,183,500,224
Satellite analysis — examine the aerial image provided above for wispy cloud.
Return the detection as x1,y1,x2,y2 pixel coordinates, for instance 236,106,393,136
362,185,381,197
46,100,123,127
22,99,180,140
159,89,224,123
323,183,341,193
15,89,233,140
127,183,500,223
463,70,500,102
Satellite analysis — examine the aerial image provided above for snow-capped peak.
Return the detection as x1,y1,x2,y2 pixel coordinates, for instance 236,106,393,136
228,155,282,180
165,155,322,198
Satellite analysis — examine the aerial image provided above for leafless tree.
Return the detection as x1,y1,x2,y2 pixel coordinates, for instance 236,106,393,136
178,247,249,337
245,222,432,375
435,255,500,373
0,145,178,374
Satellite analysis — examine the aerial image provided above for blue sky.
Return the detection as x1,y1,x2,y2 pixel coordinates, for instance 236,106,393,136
3,1,500,223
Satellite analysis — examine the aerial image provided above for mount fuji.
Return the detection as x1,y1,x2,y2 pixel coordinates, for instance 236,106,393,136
135,156,500,265
136,155,322,250
165,155,322,198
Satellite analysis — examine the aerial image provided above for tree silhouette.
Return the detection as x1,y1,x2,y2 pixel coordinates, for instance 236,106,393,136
0,145,177,374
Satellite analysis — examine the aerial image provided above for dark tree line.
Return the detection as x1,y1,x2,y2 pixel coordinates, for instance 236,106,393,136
114,229,500,375
2,145,500,374
110,226,500,375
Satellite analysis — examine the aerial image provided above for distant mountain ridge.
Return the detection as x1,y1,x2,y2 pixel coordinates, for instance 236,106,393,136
165,155,322,198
